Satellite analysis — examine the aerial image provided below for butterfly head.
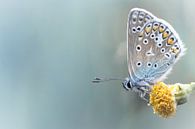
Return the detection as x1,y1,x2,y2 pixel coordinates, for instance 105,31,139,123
122,78,132,91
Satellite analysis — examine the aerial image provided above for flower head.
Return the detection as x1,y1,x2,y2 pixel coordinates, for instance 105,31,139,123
149,82,176,118
149,82,195,118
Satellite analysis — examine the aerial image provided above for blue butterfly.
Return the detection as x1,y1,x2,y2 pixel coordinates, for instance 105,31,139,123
93,8,185,100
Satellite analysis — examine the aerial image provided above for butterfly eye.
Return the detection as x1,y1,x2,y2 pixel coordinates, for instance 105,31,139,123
132,27,137,33
143,39,148,44
153,63,158,69
136,45,142,51
126,81,132,89
160,48,166,53
136,61,142,67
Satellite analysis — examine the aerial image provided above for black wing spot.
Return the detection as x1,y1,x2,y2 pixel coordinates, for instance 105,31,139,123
137,26,141,32
136,61,142,67
150,33,155,39
157,43,163,48
132,27,137,33
143,39,148,44
147,62,152,67
155,37,159,42
165,53,171,59
136,45,141,51
153,63,158,68
160,48,165,53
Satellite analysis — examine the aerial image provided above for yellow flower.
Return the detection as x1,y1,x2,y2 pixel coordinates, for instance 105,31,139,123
149,82,195,118
149,82,176,118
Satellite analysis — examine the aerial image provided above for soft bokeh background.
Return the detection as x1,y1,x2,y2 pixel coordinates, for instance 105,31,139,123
0,0,195,129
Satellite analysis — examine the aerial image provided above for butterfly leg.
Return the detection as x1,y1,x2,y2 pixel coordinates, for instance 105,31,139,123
122,78,151,102
135,81,151,102
136,81,151,91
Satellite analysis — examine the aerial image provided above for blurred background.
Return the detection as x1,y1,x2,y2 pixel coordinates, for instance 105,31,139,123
0,0,195,129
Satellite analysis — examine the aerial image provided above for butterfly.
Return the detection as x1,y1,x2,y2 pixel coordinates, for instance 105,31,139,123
93,8,185,100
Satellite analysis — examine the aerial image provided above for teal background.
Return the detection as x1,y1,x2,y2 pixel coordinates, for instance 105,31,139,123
0,0,195,129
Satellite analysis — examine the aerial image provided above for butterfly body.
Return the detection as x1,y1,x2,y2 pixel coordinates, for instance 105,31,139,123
123,8,185,96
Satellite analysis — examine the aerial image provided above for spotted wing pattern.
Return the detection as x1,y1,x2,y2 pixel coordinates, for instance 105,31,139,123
127,8,185,86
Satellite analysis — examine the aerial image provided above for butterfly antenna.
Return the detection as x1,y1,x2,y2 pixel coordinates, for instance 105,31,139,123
92,77,124,83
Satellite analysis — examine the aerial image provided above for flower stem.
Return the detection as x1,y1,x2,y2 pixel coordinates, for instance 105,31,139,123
171,82,195,105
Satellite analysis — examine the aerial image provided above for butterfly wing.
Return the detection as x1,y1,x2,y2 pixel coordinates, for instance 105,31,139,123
127,8,185,86
127,8,155,84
